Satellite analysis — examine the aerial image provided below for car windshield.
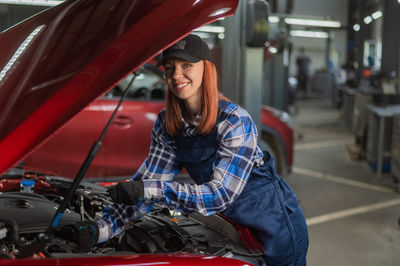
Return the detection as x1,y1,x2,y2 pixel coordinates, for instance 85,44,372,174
105,65,167,101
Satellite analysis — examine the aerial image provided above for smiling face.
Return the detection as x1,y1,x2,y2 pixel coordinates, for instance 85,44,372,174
164,59,204,114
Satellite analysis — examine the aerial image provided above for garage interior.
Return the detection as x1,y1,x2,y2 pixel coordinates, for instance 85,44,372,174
1,0,400,265
290,97,400,265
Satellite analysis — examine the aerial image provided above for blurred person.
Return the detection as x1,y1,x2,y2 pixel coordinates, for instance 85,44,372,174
296,47,311,94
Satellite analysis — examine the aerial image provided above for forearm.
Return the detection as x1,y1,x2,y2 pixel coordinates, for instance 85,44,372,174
142,175,236,216
96,201,154,243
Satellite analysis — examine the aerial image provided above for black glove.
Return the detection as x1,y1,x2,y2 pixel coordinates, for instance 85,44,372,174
108,181,144,205
72,221,99,252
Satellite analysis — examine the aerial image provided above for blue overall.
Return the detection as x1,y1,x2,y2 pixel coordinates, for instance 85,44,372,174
174,101,309,265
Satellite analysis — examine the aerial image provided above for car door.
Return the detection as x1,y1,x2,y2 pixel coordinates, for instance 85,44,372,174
23,103,107,178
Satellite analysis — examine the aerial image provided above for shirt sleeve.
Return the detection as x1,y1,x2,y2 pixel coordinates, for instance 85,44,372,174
132,112,182,181
96,201,154,243
143,106,261,216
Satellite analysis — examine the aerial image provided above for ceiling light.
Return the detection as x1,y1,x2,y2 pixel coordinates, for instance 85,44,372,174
268,16,280,23
290,30,328,39
284,18,341,28
353,24,360,31
0,0,62,6
268,47,278,54
194,25,225,33
364,16,373,24
371,10,382,20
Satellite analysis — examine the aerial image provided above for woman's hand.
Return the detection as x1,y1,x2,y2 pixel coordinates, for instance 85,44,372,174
107,181,144,205
72,221,99,252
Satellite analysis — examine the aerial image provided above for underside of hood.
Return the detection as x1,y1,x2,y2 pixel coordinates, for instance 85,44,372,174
0,0,238,175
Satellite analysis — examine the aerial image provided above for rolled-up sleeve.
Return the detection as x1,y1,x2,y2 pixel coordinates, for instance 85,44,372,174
132,112,182,182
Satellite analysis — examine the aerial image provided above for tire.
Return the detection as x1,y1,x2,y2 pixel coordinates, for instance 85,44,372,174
259,135,286,178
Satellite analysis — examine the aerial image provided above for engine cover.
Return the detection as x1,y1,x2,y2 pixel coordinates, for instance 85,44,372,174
0,192,80,234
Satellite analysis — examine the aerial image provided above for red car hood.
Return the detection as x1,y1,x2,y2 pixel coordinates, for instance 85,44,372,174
0,0,238,175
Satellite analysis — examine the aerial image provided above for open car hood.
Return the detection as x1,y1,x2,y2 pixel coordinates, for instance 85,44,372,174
0,0,238,176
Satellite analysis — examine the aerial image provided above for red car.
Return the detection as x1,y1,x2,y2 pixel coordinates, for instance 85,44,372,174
22,59,293,181
0,0,271,265
24,62,168,180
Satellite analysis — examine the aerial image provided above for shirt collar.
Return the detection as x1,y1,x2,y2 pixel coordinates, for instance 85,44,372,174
182,113,201,126
182,113,201,136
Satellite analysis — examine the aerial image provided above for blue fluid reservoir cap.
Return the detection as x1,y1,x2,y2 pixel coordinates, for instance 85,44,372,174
21,180,35,187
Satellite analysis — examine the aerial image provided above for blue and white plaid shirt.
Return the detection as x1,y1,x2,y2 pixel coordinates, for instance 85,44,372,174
97,101,265,243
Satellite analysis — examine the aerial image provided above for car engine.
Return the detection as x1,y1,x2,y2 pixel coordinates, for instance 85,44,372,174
0,168,265,265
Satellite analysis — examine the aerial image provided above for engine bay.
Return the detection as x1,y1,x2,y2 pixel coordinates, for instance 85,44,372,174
0,167,264,265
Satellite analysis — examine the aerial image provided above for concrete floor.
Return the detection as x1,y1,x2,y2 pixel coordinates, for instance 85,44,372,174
285,97,400,266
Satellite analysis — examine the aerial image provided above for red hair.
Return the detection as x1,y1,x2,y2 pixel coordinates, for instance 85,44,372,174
165,60,226,136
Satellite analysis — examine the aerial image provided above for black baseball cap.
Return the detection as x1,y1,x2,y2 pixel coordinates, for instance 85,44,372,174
162,34,211,64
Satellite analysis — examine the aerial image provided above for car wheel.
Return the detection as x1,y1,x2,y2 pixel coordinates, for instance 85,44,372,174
259,135,286,178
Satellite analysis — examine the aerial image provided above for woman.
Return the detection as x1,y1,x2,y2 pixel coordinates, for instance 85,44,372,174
74,34,309,265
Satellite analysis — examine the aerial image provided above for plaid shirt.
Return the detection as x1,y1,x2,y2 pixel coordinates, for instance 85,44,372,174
97,101,264,243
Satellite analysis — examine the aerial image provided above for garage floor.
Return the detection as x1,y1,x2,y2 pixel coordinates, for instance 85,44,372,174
286,97,400,266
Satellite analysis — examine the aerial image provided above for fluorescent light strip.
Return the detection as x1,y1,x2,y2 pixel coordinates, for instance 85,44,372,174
364,15,373,24
290,30,328,39
268,16,280,23
285,17,341,28
0,0,62,6
194,25,225,33
371,10,382,20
